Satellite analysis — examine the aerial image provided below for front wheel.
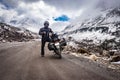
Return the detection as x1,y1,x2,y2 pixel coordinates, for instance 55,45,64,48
54,49,62,59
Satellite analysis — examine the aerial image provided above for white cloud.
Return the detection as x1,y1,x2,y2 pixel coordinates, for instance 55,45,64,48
0,0,83,33
0,3,18,23
17,1,61,22
0,0,100,33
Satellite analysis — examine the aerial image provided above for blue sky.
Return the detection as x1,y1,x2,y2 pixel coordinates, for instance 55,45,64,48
53,15,70,22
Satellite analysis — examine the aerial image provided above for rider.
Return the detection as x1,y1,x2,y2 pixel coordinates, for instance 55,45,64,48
39,21,53,57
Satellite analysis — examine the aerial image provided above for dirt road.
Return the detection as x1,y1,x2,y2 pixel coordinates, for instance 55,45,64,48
0,41,119,80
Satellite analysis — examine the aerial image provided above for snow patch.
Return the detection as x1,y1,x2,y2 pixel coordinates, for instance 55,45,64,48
111,61,120,64
69,31,115,44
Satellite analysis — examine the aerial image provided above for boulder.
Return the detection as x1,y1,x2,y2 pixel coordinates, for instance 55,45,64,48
88,54,98,61
102,50,109,57
110,56,120,62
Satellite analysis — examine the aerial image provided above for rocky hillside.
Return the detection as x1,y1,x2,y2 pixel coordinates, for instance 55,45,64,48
62,7,120,64
62,7,120,50
0,22,39,43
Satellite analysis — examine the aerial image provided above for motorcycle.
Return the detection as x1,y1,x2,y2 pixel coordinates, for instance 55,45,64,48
48,33,67,59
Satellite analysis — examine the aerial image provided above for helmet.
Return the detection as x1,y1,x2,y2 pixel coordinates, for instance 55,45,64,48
44,21,49,26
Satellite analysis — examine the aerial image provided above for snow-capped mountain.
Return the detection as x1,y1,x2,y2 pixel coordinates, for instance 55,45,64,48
62,7,120,44
9,17,42,33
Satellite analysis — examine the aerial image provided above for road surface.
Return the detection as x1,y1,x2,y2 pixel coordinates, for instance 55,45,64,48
0,41,119,80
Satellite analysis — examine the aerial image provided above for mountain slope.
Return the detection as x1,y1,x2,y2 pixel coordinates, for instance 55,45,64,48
0,22,38,43
63,7,120,43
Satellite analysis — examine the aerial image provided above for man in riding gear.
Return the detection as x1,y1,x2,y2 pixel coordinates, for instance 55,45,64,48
39,21,53,57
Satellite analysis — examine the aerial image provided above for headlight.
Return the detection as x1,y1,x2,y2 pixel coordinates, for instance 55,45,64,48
55,42,60,46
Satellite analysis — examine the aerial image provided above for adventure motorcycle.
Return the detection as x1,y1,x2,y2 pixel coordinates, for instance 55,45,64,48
48,33,67,59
